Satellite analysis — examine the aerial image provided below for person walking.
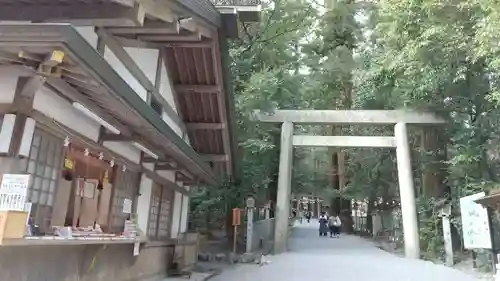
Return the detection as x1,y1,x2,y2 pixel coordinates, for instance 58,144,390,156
318,212,329,237
328,213,342,238
306,211,311,223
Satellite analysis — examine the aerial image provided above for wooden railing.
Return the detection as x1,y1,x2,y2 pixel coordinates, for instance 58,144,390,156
211,0,262,5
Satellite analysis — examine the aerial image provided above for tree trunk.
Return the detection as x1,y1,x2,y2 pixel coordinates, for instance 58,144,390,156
421,127,447,198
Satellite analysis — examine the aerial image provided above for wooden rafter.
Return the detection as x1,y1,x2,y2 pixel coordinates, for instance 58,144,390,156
137,33,202,42
0,3,146,26
105,19,180,35
210,40,233,175
96,27,186,133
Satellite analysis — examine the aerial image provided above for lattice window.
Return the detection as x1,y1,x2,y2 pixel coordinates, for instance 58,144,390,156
25,128,63,232
109,169,138,233
148,183,173,239
157,188,173,238
148,184,161,237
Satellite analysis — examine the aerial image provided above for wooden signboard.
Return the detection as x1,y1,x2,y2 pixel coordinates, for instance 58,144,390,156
232,208,241,226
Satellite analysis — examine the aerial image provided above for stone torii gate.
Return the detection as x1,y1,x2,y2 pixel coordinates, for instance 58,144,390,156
255,110,445,259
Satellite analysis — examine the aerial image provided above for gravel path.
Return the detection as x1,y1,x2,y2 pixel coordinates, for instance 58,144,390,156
211,220,480,281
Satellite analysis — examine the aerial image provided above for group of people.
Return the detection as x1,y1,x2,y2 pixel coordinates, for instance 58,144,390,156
293,209,342,238
318,212,341,238
293,209,312,223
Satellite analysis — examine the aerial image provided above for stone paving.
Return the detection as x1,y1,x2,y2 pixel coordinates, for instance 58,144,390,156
210,220,481,281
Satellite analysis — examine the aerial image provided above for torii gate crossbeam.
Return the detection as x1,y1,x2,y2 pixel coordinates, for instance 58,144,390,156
255,110,445,259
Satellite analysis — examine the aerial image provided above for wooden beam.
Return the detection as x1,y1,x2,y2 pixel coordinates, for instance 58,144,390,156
0,103,15,114
16,76,47,113
62,72,102,93
292,136,397,148
100,134,132,141
155,163,178,171
17,51,42,63
176,170,194,182
114,36,164,49
164,40,213,48
142,155,176,164
211,39,233,175
186,123,226,130
0,65,38,77
105,20,180,35
96,28,185,133
0,3,146,26
201,154,229,162
175,84,221,93
179,18,214,39
138,33,202,42
253,110,446,124
143,156,160,163
135,0,177,23
142,168,188,195
0,51,22,63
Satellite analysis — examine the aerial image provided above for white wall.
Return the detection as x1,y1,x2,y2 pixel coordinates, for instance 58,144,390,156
0,74,19,103
180,189,190,233
75,27,98,49
104,47,149,101
103,141,141,164
170,191,183,238
159,62,178,113
32,86,146,167
75,27,186,140
33,87,101,142
124,47,158,85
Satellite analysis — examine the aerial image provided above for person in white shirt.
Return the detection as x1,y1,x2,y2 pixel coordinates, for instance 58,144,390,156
328,213,342,238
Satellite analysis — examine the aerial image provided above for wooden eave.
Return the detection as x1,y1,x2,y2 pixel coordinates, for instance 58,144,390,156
0,0,237,180
0,23,217,185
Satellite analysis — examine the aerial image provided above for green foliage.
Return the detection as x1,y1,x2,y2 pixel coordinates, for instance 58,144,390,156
192,0,500,260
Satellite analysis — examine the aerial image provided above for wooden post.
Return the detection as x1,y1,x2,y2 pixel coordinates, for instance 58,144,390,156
487,207,498,274
232,208,241,253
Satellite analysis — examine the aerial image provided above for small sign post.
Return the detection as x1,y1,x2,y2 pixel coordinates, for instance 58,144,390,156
246,197,255,253
232,208,241,253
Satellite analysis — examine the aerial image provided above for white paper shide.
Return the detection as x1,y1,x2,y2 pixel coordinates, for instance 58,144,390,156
0,174,31,211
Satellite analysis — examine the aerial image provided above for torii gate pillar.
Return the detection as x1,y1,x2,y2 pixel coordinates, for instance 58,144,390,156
273,121,294,254
395,122,419,259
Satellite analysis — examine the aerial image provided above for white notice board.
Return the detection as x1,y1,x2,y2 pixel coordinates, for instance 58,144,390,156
0,174,31,211
460,192,492,249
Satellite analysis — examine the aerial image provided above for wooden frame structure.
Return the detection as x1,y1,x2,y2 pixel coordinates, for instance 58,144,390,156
255,109,445,259
0,0,263,185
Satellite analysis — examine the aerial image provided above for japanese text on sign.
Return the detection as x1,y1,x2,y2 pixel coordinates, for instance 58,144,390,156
0,174,31,211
